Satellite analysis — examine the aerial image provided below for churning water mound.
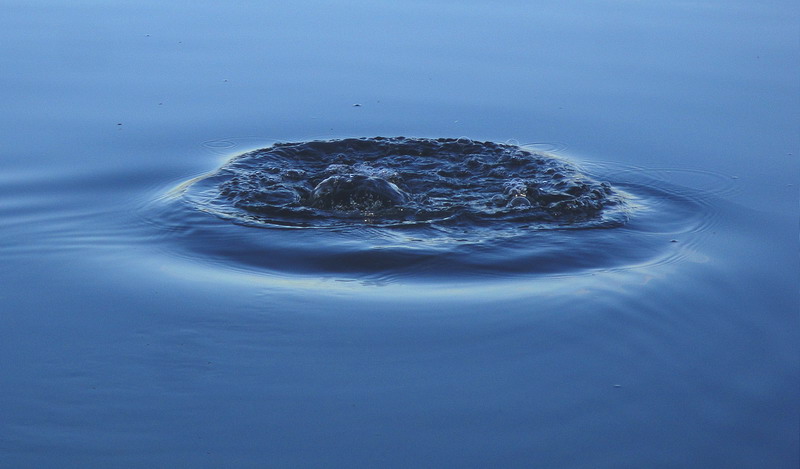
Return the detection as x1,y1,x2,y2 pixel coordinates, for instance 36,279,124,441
182,137,630,230
158,137,716,278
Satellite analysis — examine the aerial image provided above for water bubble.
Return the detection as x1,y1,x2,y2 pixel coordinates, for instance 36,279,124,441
310,175,409,211
490,194,507,206
508,197,532,209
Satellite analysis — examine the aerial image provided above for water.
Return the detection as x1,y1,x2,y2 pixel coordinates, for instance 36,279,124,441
1,1,798,467
181,138,628,227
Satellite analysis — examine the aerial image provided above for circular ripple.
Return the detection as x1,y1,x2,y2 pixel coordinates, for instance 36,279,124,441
155,137,710,280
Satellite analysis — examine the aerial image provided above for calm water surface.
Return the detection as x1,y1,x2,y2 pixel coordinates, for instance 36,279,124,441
1,1,798,467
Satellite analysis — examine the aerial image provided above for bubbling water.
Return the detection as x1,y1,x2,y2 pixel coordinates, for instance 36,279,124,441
183,137,630,231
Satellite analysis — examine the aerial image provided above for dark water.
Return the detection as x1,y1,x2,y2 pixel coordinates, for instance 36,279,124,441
1,1,798,468
166,137,647,278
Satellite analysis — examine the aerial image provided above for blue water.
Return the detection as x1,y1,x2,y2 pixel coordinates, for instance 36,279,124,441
1,1,798,467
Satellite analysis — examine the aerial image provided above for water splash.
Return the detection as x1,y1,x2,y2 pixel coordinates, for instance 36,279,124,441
182,137,630,231
150,137,721,280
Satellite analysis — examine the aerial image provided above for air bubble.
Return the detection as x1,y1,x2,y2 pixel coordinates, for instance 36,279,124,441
508,197,532,208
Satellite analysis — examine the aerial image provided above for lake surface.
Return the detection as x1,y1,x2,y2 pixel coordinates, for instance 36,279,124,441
1,1,798,467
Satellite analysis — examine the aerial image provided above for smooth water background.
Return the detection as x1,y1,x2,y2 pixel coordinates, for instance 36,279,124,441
1,1,798,467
